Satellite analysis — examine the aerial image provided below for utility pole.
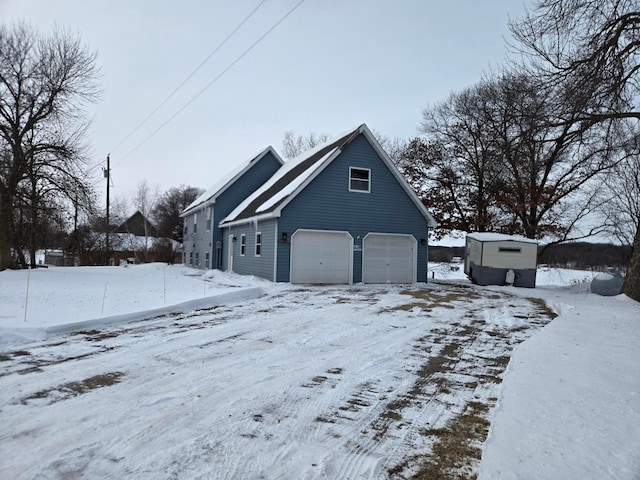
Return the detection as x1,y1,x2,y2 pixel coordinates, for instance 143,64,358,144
73,194,78,266
104,154,110,266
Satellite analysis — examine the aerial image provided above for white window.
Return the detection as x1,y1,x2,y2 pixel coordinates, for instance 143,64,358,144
349,167,370,193
255,232,262,257
193,212,198,233
206,207,212,231
240,234,246,256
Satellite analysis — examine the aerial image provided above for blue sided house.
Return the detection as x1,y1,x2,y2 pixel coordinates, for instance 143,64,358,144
214,124,437,284
180,146,284,270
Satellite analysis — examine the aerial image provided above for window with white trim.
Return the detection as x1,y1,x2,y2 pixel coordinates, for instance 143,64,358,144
206,207,212,231
349,167,370,192
255,232,262,256
240,234,246,256
193,212,198,233
205,252,210,269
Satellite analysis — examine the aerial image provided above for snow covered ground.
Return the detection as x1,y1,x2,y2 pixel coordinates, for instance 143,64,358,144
0,263,638,478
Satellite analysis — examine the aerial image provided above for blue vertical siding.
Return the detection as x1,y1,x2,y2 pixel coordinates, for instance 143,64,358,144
277,134,429,282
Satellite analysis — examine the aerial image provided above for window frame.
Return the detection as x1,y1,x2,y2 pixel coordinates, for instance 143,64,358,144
349,167,371,193
206,206,212,231
193,212,198,233
205,252,210,269
498,246,522,253
255,231,262,257
240,234,246,256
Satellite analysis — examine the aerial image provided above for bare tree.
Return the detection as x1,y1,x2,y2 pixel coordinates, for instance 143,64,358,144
0,22,100,269
510,0,640,299
416,73,617,241
152,185,203,242
281,130,330,159
416,84,504,237
131,180,159,262
596,124,640,245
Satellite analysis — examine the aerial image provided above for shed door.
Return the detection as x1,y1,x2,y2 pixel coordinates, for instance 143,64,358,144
290,230,352,284
363,233,416,283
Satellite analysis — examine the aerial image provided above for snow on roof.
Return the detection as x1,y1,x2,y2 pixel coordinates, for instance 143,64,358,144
467,232,538,243
220,125,362,225
181,146,283,217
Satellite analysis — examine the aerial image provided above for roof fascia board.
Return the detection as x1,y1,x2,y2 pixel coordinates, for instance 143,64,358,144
359,125,439,227
218,211,278,229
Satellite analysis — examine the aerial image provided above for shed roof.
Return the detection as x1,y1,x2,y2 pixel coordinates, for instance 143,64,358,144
467,232,538,244
220,123,437,228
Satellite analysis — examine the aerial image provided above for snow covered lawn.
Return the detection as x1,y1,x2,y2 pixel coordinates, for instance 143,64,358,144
0,264,638,479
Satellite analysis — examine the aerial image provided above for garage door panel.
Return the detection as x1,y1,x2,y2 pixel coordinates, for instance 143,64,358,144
363,234,415,284
290,230,352,284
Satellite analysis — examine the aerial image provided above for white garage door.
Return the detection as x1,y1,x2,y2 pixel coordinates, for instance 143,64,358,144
363,233,416,283
290,230,352,284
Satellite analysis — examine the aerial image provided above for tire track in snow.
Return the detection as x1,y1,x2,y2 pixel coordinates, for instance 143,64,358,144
0,284,555,479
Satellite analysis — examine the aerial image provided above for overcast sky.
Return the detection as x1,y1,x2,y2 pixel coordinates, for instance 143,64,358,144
1,0,532,210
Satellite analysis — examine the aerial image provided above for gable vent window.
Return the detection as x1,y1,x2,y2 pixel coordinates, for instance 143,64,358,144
349,167,371,193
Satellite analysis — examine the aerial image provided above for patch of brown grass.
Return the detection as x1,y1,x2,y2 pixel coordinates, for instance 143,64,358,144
389,401,491,479
21,371,125,404
383,289,482,313
526,297,558,320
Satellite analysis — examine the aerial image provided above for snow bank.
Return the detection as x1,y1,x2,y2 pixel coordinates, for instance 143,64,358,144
0,264,272,346
480,290,640,479
46,288,265,334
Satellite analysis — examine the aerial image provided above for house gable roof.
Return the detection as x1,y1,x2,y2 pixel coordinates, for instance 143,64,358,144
180,146,284,217
220,124,438,228
114,211,158,237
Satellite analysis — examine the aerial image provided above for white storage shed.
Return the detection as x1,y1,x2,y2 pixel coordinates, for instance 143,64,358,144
464,233,538,287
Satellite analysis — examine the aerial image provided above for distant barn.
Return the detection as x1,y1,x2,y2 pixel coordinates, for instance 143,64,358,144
464,233,538,287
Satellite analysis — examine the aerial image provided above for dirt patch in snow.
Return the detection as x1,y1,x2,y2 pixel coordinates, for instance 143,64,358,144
0,283,560,479
20,371,125,405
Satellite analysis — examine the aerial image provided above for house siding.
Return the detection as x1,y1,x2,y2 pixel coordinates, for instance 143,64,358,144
276,133,429,282
187,151,282,270
183,210,212,268
222,219,277,281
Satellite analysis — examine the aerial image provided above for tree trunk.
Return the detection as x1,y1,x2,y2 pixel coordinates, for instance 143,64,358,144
0,198,12,270
623,219,640,302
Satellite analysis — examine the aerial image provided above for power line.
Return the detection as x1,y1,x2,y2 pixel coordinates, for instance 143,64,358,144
109,0,268,155
115,0,305,167
88,1,271,188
